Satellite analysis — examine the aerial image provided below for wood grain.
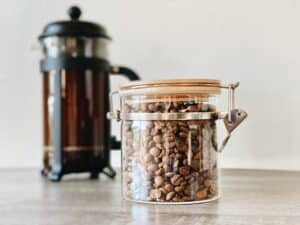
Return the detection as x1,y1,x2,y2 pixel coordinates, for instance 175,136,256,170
0,169,299,225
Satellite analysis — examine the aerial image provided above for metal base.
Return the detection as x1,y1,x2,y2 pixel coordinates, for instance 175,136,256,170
40,166,116,182
102,165,116,178
40,168,62,182
90,172,99,179
48,171,63,182
40,169,48,177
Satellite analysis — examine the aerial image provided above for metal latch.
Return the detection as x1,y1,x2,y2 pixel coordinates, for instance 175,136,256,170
217,108,248,152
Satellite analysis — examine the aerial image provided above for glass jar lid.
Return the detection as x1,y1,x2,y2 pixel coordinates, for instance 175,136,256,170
39,6,110,39
119,79,221,96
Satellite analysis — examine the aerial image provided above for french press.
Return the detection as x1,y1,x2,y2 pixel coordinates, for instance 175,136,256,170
38,6,139,181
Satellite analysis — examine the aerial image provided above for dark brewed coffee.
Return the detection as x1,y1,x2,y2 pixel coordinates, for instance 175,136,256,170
42,69,110,177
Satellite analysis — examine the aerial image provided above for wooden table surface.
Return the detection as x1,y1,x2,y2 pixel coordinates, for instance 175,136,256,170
0,168,300,225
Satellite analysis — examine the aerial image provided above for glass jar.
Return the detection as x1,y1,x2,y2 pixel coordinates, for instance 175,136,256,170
108,79,247,204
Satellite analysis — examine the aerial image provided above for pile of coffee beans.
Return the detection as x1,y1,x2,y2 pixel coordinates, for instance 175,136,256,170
122,99,218,203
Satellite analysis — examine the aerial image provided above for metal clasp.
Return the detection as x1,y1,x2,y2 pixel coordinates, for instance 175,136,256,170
217,82,248,152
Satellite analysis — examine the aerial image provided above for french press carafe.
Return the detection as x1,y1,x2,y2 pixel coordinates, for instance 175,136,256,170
38,6,139,181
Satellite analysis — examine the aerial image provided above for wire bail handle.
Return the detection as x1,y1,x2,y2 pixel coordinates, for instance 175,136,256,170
224,82,239,122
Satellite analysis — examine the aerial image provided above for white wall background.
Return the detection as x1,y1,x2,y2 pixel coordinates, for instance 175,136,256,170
0,0,300,170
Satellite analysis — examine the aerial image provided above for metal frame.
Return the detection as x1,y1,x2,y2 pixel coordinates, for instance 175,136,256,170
47,69,63,181
41,56,114,181
119,112,219,121
40,56,110,71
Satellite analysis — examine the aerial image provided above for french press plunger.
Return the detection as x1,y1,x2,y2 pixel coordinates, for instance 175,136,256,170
38,6,140,181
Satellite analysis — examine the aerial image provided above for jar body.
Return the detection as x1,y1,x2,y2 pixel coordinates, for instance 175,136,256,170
42,69,110,174
121,94,219,203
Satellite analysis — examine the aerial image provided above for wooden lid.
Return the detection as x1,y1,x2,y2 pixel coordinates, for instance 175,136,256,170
119,79,221,96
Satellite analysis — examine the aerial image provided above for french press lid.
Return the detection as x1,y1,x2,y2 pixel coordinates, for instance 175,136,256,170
39,6,110,39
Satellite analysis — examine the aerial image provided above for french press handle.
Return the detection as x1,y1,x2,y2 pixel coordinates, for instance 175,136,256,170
109,65,140,149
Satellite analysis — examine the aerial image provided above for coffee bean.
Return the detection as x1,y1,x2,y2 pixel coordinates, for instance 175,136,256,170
165,172,174,177
187,105,199,112
162,155,170,164
154,157,160,163
163,165,171,173
170,174,181,186
204,179,212,188
183,196,193,201
179,126,189,133
155,102,165,112
154,168,163,176
196,188,208,200
153,135,162,144
172,196,183,202
164,183,174,192
148,103,156,112
144,153,153,163
166,191,175,201
179,132,188,138
174,186,184,192
173,159,180,168
149,147,161,157
175,153,183,160
198,176,205,185
179,166,190,176
174,177,184,186
147,163,158,173
148,140,156,148
154,176,164,187
180,180,187,186
184,185,192,196
159,187,167,195
182,159,188,166
150,189,162,199
191,159,200,170
166,141,176,149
